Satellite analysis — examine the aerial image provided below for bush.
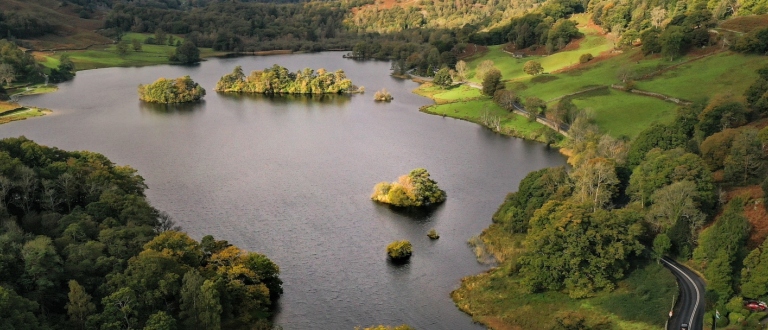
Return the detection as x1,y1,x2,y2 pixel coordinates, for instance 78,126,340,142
374,89,393,102
386,240,413,260
427,229,439,239
579,53,594,64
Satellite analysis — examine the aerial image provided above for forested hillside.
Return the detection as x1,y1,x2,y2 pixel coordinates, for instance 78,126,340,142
0,137,282,330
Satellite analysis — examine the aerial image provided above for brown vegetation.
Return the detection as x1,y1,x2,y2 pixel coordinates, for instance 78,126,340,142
0,0,111,49
724,186,768,249
720,14,768,33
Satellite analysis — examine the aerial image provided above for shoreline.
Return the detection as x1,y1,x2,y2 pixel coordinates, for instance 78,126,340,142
409,80,564,146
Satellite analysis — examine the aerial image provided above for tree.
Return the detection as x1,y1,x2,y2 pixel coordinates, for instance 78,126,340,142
646,181,705,235
700,128,740,170
144,311,177,330
0,286,42,330
0,63,15,86
66,280,95,330
143,230,203,267
475,60,495,81
741,238,768,299
180,270,212,330
432,67,452,88
660,26,689,61
652,233,672,262
132,39,142,52
97,287,139,330
650,7,667,27
570,157,619,210
724,128,767,185
154,29,167,45
525,96,546,117
706,249,735,304
579,53,593,63
519,201,644,298
116,40,130,57
493,89,518,111
492,166,571,233
694,198,750,287
627,121,689,167
640,27,662,55
745,70,768,115
697,97,748,138
170,41,201,64
523,60,544,75
21,236,62,308
454,60,467,81
482,68,502,96
628,148,715,211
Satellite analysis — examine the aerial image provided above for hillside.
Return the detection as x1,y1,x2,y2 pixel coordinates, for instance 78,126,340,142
0,0,111,49
436,11,768,330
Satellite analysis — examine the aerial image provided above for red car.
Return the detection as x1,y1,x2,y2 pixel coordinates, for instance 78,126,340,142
745,300,767,311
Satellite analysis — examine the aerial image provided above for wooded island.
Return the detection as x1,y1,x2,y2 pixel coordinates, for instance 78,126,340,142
138,76,206,103
215,65,356,95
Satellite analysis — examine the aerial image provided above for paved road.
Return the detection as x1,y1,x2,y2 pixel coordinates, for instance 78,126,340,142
662,257,706,330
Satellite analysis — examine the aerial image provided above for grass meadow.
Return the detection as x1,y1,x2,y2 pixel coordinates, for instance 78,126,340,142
37,33,225,71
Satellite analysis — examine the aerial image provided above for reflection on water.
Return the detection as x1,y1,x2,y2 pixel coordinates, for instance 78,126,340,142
381,203,442,221
139,101,206,114
216,91,352,107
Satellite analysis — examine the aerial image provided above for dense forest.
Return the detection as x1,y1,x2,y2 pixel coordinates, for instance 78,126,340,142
215,65,355,94
0,137,282,330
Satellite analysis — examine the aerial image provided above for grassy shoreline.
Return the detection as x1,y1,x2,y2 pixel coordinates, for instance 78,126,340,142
413,83,562,144
0,103,52,124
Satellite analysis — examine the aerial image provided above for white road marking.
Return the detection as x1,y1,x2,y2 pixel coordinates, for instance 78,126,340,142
662,258,701,328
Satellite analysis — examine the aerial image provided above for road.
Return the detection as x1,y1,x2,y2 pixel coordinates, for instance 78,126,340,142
662,257,706,330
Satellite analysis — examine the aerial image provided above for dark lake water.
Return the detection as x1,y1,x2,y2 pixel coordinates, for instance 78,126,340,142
0,52,566,329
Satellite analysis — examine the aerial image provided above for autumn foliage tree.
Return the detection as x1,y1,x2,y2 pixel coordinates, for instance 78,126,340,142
523,60,544,76
215,65,354,94
138,76,206,103
371,168,446,207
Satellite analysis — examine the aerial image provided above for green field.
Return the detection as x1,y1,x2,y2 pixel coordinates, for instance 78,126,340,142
418,93,552,142
39,33,225,71
570,88,677,139
466,22,613,83
635,52,766,104
415,84,484,103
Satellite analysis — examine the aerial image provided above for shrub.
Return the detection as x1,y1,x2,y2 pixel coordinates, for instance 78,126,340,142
374,89,393,102
579,53,594,64
386,240,413,260
427,229,439,239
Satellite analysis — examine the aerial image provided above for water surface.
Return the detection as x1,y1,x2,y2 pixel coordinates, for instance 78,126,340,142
0,52,566,329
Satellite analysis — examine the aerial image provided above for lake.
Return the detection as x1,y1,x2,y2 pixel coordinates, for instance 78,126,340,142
0,52,566,329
